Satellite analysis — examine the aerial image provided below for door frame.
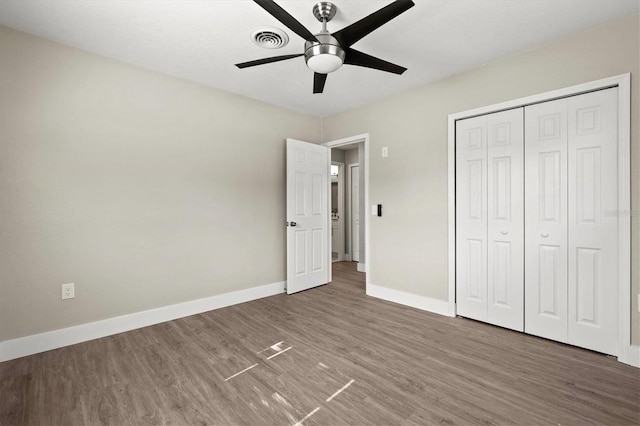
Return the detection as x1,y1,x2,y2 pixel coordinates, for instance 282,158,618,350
323,134,370,290
447,73,635,366
347,162,359,262
331,161,345,262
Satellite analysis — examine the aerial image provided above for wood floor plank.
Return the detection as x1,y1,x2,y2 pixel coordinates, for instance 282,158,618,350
1,261,638,425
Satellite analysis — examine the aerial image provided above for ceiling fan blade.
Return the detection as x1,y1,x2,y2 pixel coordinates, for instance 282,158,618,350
333,0,415,48
254,0,319,43
344,49,407,74
313,73,327,94
235,53,303,69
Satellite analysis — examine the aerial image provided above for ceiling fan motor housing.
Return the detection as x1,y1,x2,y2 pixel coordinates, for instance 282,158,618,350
304,32,345,74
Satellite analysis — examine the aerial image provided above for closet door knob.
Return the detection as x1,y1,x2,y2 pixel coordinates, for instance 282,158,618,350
541,232,549,238
500,229,508,235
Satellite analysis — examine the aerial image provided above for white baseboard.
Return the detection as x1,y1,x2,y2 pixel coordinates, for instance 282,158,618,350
357,262,366,273
367,284,452,317
618,344,640,368
0,281,285,362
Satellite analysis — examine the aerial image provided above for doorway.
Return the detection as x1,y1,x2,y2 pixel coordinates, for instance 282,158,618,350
323,134,370,289
330,161,345,262
348,164,360,263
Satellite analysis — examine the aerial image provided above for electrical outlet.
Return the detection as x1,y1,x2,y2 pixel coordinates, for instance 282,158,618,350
382,146,388,157
61,283,75,300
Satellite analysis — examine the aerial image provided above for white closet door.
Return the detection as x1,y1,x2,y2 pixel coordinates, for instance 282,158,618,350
456,109,524,329
487,109,524,331
524,99,569,343
456,115,488,322
567,88,618,355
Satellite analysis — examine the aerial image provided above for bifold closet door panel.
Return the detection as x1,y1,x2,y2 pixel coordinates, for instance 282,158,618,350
456,115,488,322
487,109,524,331
567,88,618,356
524,99,569,343
456,109,524,330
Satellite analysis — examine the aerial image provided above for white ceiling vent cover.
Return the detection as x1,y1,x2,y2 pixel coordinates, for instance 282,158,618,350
251,27,289,49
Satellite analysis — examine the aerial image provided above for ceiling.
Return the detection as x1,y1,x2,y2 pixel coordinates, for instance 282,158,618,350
0,1,637,117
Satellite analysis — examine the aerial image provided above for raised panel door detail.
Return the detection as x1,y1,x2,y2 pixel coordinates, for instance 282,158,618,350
467,127,483,150
295,149,306,163
576,147,601,224
576,248,599,325
468,160,483,220
312,229,324,271
539,113,562,141
539,151,561,222
576,107,600,135
312,173,323,215
467,239,483,300
538,245,560,317
295,172,306,216
491,241,510,306
295,230,307,275
311,152,323,166
492,122,511,146
492,156,511,221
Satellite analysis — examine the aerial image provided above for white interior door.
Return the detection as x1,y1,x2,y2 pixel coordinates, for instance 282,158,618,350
487,108,524,331
351,165,360,262
455,114,488,322
525,98,569,343
525,89,619,355
567,88,618,355
456,109,524,330
286,138,330,294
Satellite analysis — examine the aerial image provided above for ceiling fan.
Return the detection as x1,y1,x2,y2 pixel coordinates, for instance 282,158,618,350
236,0,415,94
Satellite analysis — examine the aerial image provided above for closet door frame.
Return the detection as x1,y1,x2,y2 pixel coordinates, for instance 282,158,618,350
447,73,633,367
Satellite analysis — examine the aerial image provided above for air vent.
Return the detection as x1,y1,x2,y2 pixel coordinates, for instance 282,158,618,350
251,27,289,49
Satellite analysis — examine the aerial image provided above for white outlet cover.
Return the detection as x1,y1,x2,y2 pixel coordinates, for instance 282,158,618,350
382,147,389,157
61,283,75,300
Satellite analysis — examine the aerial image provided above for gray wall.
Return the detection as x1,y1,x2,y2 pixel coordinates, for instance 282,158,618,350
0,26,321,341
2,15,638,347
322,15,640,344
331,148,345,164
344,148,359,168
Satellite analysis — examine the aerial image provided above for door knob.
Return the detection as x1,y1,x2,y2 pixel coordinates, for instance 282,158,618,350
500,229,508,235
541,232,549,238
290,222,297,227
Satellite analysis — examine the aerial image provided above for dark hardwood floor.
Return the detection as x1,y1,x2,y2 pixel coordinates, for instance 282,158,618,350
1,261,639,425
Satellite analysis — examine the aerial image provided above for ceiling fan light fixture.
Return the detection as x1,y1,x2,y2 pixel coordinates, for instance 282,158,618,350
304,32,345,74
306,52,343,73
